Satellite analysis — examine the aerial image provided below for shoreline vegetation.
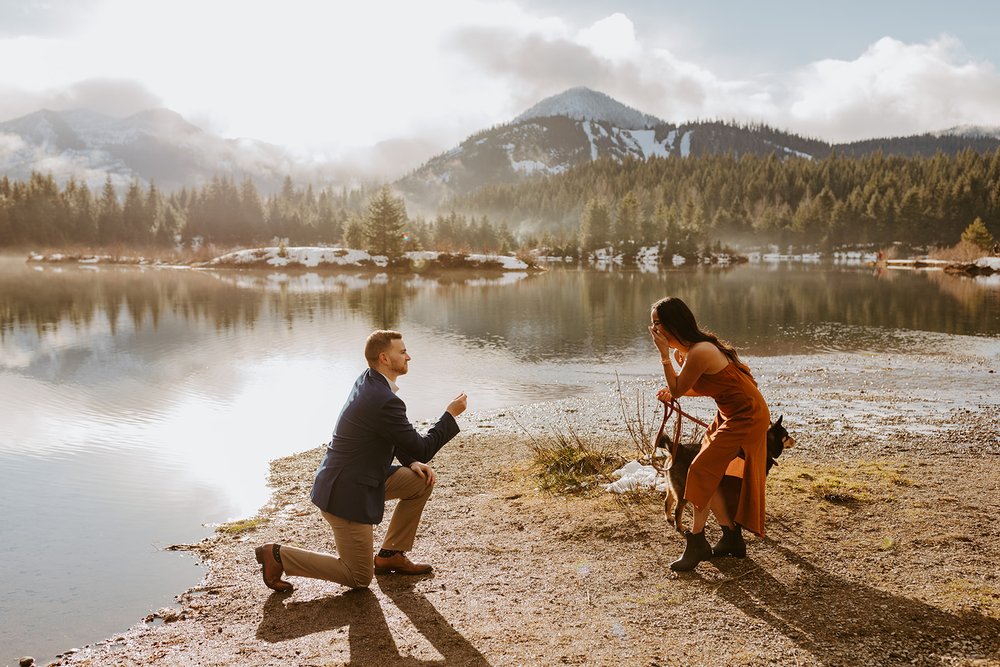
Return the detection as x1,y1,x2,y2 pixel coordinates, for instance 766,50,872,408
23,244,1000,276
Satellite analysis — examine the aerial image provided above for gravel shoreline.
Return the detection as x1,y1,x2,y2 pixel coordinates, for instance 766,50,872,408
47,341,1000,667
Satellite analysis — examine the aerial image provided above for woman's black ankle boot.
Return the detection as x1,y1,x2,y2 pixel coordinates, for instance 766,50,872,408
670,530,712,571
712,524,746,558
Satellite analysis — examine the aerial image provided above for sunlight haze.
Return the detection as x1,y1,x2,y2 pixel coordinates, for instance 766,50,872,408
2,0,999,177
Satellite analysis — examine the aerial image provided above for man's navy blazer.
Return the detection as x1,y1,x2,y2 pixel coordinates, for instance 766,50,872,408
310,369,460,524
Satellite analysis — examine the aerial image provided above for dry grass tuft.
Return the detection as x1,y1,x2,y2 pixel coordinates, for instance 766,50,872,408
522,422,624,495
217,517,267,534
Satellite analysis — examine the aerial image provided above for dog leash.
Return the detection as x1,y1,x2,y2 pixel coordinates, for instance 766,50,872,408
654,398,712,472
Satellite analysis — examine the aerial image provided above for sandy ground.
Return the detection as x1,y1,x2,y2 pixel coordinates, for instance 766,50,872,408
51,339,1000,667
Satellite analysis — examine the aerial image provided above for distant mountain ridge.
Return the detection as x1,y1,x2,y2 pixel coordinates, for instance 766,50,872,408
2,87,999,205
396,87,1000,209
937,124,1000,139
0,107,297,193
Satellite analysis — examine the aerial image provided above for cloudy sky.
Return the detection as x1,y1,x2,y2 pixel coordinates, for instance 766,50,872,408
2,0,999,176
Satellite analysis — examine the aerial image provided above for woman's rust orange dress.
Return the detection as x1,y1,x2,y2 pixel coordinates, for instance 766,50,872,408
684,362,770,537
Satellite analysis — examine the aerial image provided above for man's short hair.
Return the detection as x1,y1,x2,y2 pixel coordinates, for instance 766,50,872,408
364,329,402,366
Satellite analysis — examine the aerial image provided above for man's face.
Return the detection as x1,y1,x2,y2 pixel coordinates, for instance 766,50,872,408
382,338,411,376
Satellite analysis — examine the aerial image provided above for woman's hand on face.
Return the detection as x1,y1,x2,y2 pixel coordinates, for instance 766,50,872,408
656,386,673,403
648,324,671,353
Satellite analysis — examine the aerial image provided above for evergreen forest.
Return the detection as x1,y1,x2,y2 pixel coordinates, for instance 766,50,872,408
2,147,999,256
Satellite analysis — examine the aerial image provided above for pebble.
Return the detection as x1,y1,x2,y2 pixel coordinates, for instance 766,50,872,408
19,658,34,667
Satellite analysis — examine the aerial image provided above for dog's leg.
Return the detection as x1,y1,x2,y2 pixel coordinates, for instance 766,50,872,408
675,499,687,534
664,490,676,527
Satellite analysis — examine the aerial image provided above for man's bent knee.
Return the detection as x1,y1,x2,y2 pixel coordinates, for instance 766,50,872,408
345,562,375,589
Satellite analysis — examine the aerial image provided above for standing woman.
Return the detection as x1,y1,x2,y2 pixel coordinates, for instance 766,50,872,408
649,297,770,571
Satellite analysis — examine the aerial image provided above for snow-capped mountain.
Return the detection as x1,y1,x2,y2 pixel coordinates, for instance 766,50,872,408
396,87,1000,209
514,86,662,129
936,124,1000,140
0,108,298,192
396,87,826,208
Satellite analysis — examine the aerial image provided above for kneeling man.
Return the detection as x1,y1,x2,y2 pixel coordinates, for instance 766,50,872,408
254,329,467,591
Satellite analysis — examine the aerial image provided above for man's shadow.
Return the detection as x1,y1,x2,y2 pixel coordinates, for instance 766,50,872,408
256,576,489,666
711,541,1000,665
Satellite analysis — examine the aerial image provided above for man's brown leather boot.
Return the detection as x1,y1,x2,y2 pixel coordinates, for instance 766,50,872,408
254,543,293,591
374,551,432,575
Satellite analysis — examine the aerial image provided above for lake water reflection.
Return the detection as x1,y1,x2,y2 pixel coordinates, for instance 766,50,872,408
0,256,997,662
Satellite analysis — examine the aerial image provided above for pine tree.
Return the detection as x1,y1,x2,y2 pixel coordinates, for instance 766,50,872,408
344,214,366,249
614,191,640,247
122,180,149,244
240,178,265,241
578,198,610,251
364,186,407,256
69,179,97,244
961,217,994,250
97,175,123,244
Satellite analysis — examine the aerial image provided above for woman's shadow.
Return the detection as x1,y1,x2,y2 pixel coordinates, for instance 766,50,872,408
712,542,1000,664
255,574,489,666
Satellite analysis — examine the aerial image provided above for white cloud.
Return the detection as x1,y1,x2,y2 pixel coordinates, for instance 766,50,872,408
779,36,1000,141
0,79,162,121
452,17,1000,142
574,13,640,62
1,1,998,176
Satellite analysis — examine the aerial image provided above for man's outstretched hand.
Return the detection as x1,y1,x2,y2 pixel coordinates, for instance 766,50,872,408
446,392,468,417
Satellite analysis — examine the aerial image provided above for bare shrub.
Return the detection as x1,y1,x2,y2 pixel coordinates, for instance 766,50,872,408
928,240,986,262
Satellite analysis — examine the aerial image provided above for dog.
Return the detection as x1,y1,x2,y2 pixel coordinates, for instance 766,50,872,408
660,415,795,534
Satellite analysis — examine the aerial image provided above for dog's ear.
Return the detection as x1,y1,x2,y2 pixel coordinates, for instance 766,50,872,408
775,415,783,427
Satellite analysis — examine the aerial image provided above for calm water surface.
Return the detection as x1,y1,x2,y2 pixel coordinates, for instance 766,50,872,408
0,256,997,662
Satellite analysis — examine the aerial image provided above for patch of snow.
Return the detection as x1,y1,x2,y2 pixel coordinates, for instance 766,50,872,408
203,247,533,272
604,461,667,493
636,245,659,271
626,129,670,159
679,131,693,157
511,158,561,175
764,140,813,159
466,253,530,270
672,254,686,266
407,251,441,262
832,251,878,264
213,246,374,268
783,146,813,159
582,121,599,161
976,256,1000,270
665,129,677,150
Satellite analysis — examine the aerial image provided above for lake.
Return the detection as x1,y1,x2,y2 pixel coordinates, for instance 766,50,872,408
0,254,997,663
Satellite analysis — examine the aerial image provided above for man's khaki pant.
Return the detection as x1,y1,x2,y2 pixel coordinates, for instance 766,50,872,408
279,466,433,589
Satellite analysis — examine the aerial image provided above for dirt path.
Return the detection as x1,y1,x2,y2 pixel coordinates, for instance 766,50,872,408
57,349,1000,667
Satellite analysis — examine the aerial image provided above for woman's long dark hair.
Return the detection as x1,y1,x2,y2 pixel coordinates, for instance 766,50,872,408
652,297,752,376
